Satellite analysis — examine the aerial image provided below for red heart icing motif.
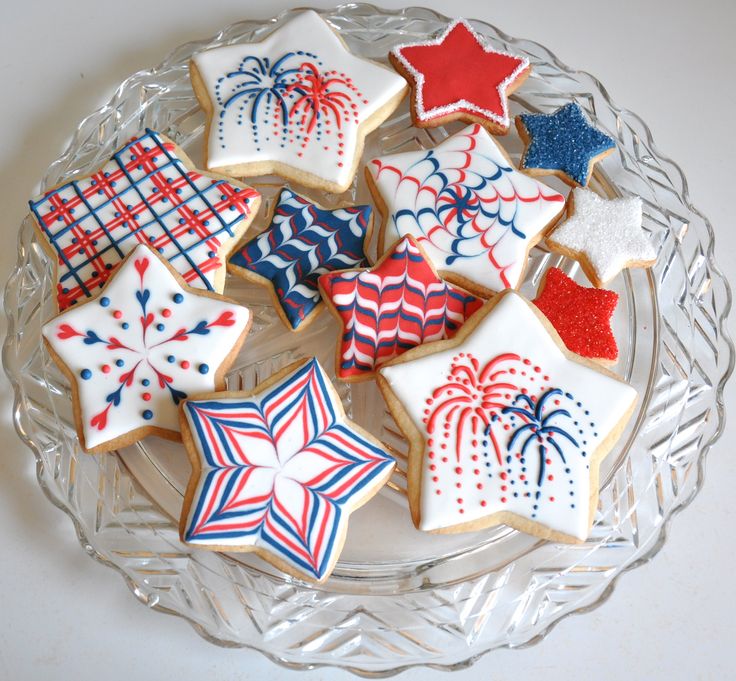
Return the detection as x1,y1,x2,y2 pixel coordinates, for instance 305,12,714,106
211,310,236,327
56,323,80,339
134,257,149,279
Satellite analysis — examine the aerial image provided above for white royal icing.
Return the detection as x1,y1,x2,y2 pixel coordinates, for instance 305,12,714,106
379,291,637,540
43,244,250,450
193,10,407,190
368,124,565,292
390,18,529,127
547,188,657,284
181,358,395,581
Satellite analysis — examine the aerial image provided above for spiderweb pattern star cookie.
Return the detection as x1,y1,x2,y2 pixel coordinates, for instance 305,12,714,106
367,124,565,296
390,19,530,134
190,10,407,193
29,129,260,310
43,244,251,453
228,187,371,331
377,290,637,542
533,267,619,363
319,236,483,382
516,102,616,187
180,357,395,582
547,188,657,287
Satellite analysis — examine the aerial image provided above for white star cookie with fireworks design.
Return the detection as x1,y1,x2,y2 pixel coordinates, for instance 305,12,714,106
367,124,565,296
546,188,657,287
42,244,251,453
191,10,407,193
377,290,637,542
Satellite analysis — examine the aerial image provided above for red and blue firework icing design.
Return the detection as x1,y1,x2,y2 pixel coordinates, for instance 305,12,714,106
370,124,564,291
43,247,248,449
229,188,370,330
29,129,258,310
215,51,367,163
422,352,595,521
182,358,394,581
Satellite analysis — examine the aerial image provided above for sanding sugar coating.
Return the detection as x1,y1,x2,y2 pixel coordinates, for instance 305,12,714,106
548,188,656,284
517,102,616,186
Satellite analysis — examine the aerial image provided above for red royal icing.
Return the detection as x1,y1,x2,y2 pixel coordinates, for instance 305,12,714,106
533,268,619,361
393,20,528,125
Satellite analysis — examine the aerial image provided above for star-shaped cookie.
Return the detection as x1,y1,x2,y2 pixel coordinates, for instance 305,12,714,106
367,124,565,296
190,9,407,193
179,357,395,582
319,236,483,382
516,102,616,187
43,244,251,453
29,129,260,310
228,187,371,331
390,19,530,134
546,188,657,287
377,290,637,542
534,267,619,363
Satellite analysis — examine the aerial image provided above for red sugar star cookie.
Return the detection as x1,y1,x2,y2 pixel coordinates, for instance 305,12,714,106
533,267,619,363
389,19,530,134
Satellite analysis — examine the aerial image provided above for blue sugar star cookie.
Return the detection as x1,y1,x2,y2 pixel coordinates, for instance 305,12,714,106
516,102,615,187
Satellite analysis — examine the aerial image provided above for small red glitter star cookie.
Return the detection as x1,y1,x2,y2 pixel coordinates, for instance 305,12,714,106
533,267,619,364
389,19,530,134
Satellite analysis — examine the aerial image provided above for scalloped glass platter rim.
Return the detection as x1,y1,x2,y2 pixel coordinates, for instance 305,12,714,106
3,3,733,676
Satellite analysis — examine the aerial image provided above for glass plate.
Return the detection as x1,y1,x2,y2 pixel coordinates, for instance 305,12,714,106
3,4,733,676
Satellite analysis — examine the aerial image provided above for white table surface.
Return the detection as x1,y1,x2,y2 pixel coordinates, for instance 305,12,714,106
1,1,734,679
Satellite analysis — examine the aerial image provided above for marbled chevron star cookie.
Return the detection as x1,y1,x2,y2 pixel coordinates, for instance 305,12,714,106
228,187,371,332
319,236,483,382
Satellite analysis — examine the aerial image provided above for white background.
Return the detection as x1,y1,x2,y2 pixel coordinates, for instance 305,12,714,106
1,1,734,679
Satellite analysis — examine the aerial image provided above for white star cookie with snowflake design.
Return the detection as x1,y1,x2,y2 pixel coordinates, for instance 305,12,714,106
367,124,566,296
191,10,407,193
42,244,251,452
546,188,657,287
377,290,637,542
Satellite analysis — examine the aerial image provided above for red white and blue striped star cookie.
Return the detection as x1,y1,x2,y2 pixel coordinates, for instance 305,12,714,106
179,357,395,582
42,244,252,453
29,129,260,310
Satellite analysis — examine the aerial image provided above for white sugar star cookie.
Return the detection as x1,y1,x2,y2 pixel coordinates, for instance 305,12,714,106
366,124,565,296
377,290,637,542
43,244,251,453
546,188,657,287
191,10,407,193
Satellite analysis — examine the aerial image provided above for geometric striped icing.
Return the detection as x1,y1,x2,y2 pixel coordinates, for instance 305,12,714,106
182,358,394,581
30,129,259,309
